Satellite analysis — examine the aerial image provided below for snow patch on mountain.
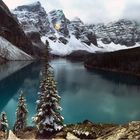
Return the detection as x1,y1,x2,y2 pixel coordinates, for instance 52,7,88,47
98,40,140,51
41,35,98,56
42,35,140,56
0,36,33,60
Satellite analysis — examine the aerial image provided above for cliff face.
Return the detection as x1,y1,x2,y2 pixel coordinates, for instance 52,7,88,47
0,0,34,56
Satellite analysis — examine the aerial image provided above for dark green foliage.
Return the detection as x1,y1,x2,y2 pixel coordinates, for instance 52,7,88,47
33,64,64,134
0,112,8,133
13,92,28,134
45,39,51,60
85,47,140,75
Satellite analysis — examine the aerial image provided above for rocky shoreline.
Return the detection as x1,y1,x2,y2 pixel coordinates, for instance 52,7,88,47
54,120,140,139
1,120,140,139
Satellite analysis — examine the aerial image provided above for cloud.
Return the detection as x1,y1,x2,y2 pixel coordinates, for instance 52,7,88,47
121,0,140,22
44,0,126,23
2,0,140,24
3,0,30,9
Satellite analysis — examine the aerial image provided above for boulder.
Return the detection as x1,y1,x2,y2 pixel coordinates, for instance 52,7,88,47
66,132,80,140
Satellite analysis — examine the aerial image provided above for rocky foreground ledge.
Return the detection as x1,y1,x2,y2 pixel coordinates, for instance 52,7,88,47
0,120,140,139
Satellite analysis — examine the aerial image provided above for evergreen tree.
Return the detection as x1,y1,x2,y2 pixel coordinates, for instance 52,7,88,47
13,92,28,134
45,39,51,60
33,66,64,134
0,112,8,133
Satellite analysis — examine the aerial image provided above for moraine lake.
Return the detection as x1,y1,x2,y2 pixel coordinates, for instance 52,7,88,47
0,59,140,128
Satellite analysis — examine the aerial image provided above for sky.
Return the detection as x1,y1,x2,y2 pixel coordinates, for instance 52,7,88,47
3,0,140,24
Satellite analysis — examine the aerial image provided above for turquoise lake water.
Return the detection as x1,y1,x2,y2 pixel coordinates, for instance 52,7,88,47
0,59,140,128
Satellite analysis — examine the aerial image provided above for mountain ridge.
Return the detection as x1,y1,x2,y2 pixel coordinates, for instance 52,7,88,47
13,1,140,56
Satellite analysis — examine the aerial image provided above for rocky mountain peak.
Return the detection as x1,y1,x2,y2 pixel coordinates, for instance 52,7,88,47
13,1,98,49
12,1,140,56
89,19,140,46
48,9,70,36
13,1,51,35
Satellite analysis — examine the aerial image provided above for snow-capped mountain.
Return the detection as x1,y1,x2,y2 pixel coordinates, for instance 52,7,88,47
13,2,99,56
13,1,51,35
89,19,140,46
13,3,70,37
13,1,140,56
